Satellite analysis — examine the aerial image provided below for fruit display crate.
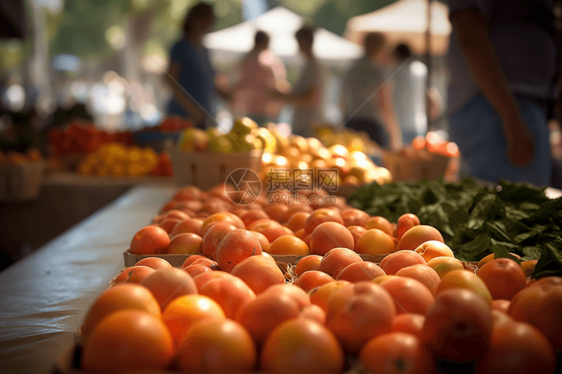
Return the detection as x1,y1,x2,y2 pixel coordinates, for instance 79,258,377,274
0,160,46,202
53,344,367,374
170,149,262,190
383,151,450,181
124,250,388,267
54,342,493,374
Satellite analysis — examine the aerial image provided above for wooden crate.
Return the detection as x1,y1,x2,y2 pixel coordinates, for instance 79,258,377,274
170,149,262,191
124,250,387,267
0,161,46,202
383,151,450,182
53,344,363,374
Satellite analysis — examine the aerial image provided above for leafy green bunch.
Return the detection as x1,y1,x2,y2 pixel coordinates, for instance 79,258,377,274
348,179,562,278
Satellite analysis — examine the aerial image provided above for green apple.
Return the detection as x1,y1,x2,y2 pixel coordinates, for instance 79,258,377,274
231,117,258,137
209,135,233,153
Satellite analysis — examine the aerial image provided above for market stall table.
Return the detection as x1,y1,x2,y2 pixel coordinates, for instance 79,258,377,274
0,173,174,263
0,184,176,374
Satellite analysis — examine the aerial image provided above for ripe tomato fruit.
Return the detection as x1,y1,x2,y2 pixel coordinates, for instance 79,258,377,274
477,258,526,300
508,279,562,349
476,321,555,374
360,332,433,374
422,289,493,362
81,284,160,345
261,318,345,373
130,226,170,254
175,318,256,373
83,310,174,374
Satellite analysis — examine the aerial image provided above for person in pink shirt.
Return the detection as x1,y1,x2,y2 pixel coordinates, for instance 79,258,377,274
229,31,288,125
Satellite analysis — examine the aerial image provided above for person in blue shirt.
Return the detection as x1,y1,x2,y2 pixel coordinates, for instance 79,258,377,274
448,0,558,186
165,3,228,128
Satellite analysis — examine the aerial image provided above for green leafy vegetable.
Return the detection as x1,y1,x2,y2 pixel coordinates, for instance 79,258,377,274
348,179,562,277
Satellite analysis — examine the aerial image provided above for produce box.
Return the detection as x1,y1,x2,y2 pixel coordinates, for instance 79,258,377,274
123,251,292,280
170,149,262,191
53,344,364,374
124,250,196,267
54,342,490,374
383,151,449,181
0,160,46,202
124,250,388,267
270,253,388,265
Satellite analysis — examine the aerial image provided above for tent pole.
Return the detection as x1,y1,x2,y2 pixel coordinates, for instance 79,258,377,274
425,0,433,133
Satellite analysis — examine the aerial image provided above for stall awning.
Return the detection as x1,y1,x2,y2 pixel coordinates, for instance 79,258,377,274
204,7,363,65
343,0,451,55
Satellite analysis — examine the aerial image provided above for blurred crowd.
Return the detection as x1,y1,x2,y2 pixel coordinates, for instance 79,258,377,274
163,3,440,147
2,0,562,188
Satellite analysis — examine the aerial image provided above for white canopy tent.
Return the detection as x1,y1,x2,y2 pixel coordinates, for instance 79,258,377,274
204,7,363,66
343,0,451,55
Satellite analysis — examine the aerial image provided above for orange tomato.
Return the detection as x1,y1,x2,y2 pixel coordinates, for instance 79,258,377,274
295,270,334,292
380,277,434,316
162,294,225,348
82,310,174,374
236,292,301,343
508,279,562,349
477,321,555,374
135,257,173,270
230,255,285,294
130,226,170,255
391,314,426,339
261,318,345,373
422,289,493,362
140,268,197,310
175,318,256,373
294,255,322,276
263,283,310,309
477,258,526,300
326,282,396,353
437,269,492,305
215,229,263,272
360,332,433,374
113,266,154,284
81,284,160,345
199,276,255,318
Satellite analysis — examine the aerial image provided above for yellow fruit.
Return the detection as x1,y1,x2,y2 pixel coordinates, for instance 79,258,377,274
232,117,258,136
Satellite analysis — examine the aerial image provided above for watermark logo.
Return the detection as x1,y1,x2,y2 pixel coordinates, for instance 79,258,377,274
266,168,339,193
266,168,338,206
225,168,262,205
226,167,339,206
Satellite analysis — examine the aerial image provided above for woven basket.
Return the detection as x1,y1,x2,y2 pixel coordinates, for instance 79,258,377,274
0,161,46,202
383,151,450,182
170,149,262,191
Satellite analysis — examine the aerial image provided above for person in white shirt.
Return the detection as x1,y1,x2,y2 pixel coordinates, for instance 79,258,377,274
343,32,402,150
392,44,430,144
391,43,443,145
273,26,325,137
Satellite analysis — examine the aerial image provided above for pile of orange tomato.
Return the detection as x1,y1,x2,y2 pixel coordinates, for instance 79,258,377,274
48,122,133,156
76,183,561,374
411,131,460,158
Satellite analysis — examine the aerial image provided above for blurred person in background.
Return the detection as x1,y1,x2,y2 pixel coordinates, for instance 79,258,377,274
448,0,558,185
391,43,442,144
229,31,288,125
273,26,324,137
165,2,229,128
342,33,402,150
